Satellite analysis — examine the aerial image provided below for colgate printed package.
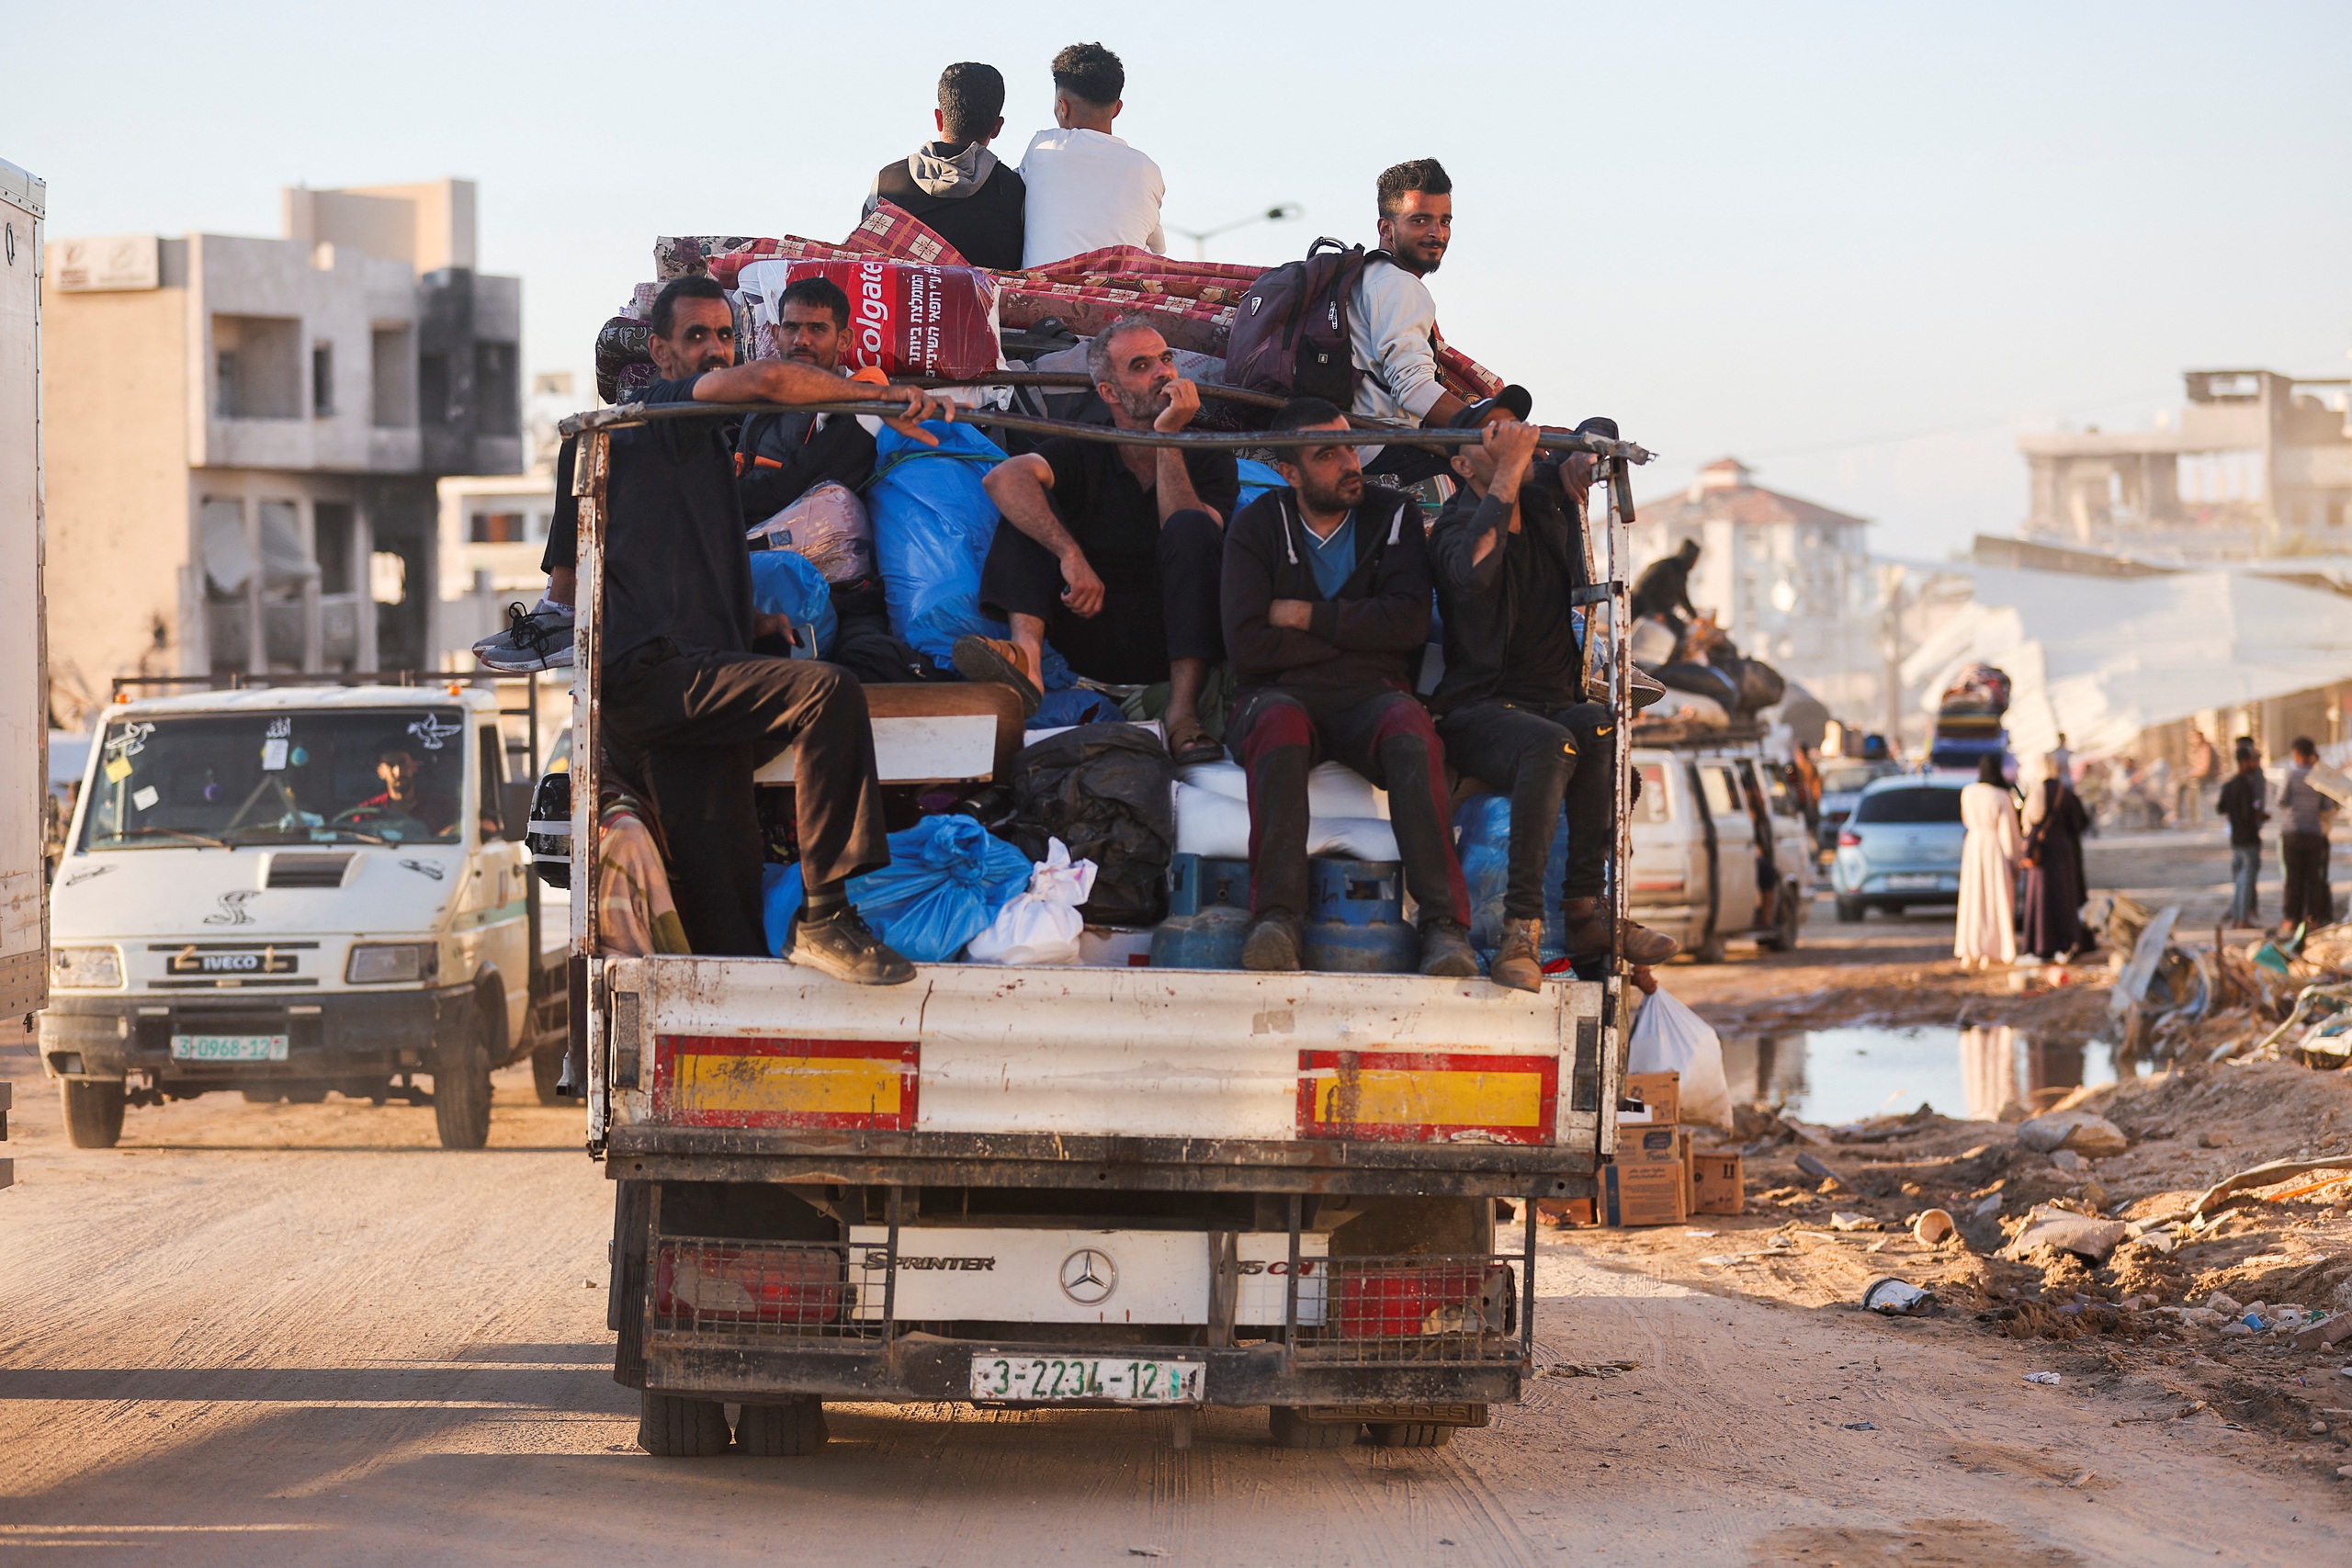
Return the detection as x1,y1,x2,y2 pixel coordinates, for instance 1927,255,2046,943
736,258,1001,380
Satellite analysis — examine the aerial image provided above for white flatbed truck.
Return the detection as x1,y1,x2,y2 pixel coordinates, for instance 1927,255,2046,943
560,394,1658,1455
0,156,48,1191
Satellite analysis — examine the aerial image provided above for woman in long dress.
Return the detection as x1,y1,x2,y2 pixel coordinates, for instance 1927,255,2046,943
2022,750,2092,959
1955,754,2021,968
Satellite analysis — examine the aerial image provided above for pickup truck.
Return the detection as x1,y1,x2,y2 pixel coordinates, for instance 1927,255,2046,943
561,396,1655,1458
40,675,568,1149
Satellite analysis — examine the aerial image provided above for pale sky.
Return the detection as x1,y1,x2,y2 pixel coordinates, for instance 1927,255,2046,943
10,0,2346,558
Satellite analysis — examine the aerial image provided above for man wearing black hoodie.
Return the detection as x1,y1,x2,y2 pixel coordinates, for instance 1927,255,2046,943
1220,398,1478,977
866,62,1027,271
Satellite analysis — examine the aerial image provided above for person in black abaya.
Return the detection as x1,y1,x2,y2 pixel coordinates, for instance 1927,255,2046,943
2020,751,2091,959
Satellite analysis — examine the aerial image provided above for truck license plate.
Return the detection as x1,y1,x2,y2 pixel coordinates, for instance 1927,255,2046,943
172,1034,289,1062
969,1355,1204,1404
1883,874,1942,890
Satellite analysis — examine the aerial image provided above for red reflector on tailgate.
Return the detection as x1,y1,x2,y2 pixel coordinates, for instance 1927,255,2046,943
653,1035,919,1130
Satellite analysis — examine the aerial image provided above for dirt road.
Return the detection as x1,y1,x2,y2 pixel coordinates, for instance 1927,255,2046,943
4,1023,2343,1567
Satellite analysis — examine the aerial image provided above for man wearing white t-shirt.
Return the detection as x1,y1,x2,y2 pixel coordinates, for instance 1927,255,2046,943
1017,42,1166,268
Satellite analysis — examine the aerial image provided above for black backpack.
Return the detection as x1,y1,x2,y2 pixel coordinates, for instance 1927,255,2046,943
1225,239,1375,406
1007,724,1174,928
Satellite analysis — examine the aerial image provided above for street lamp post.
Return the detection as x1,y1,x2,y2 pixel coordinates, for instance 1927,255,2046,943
1166,204,1303,262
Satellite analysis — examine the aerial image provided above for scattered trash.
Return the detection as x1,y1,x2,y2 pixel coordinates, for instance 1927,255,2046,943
1972,1193,2004,1218
1549,1360,1641,1379
1829,1212,1877,1232
1842,1422,1877,1431
2022,1371,2063,1386
2015,1110,2129,1157
1795,1151,1850,1191
2002,1204,2130,1266
1911,1208,1957,1245
1861,1277,1935,1315
1684,1229,1719,1238
2048,1149,2090,1174
2066,1470,2095,1489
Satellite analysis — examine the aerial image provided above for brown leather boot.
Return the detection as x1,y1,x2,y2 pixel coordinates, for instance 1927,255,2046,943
1558,896,1680,966
1489,918,1544,993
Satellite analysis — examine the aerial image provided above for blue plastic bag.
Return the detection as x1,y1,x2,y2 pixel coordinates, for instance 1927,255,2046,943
762,815,1033,964
1233,457,1286,517
1454,793,1569,968
748,548,838,659
865,423,1070,688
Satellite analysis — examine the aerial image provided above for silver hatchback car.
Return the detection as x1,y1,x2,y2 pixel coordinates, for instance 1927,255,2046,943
1830,773,1968,921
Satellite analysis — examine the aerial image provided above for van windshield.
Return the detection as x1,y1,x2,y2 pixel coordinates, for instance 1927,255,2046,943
1851,786,1963,826
79,709,469,852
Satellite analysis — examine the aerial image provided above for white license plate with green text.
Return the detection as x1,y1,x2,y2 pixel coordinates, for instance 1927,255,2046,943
970,1355,1205,1404
172,1034,290,1062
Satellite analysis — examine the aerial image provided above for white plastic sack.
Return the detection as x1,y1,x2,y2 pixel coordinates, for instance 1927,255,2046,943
1175,760,1387,820
1307,817,1399,861
1174,783,1400,862
966,838,1097,965
1626,987,1734,1130
747,481,875,583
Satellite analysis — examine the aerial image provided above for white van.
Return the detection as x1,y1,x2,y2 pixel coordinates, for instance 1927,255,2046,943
40,680,567,1149
1626,734,1813,961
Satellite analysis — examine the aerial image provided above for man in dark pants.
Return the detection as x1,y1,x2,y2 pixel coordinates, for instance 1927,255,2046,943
965,314,1234,761
1429,412,1680,990
2218,741,2268,926
1220,398,1477,977
592,276,952,980
2278,736,2337,932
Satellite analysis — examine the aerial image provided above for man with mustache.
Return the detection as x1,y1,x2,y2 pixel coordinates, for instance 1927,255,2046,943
963,314,1235,762
1351,158,1475,487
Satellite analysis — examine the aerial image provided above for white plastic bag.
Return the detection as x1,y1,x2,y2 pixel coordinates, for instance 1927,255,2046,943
966,839,1097,965
1625,987,1734,1129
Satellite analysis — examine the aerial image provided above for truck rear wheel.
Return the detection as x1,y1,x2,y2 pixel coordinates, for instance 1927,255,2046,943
433,999,495,1150
1368,1421,1456,1449
1268,1407,1358,1450
530,1043,564,1106
637,1391,730,1457
735,1398,829,1456
60,1080,126,1149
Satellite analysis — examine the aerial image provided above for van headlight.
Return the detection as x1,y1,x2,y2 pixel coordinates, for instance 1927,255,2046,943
52,946,124,989
345,943,440,985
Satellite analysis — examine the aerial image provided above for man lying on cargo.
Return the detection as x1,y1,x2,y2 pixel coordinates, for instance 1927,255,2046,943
1427,410,1680,991
960,314,1235,763
1218,397,1478,978
587,275,952,983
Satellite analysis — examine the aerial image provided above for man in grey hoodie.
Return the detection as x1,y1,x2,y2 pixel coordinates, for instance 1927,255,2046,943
866,62,1026,270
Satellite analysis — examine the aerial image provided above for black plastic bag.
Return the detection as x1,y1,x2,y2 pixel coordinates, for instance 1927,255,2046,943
1008,724,1173,928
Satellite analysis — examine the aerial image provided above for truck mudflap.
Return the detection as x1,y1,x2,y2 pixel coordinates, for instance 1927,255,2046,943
630,1195,1541,1410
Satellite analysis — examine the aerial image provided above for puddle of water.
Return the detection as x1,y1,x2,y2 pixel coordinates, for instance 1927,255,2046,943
1718,1025,2149,1126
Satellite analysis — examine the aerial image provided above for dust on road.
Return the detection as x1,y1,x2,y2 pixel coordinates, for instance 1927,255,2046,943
3,1006,2344,1566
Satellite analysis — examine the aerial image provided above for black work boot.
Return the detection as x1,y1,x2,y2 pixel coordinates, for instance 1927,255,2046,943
1418,917,1480,978
1558,896,1680,966
1489,918,1544,993
1240,914,1303,973
789,906,916,986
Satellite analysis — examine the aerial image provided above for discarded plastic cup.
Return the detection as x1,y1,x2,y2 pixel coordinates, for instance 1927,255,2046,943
1912,1208,1957,1246
1861,1277,1934,1315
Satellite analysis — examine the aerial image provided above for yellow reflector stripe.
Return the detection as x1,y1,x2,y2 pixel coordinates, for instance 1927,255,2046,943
671,1052,903,1120
1306,1067,1546,1130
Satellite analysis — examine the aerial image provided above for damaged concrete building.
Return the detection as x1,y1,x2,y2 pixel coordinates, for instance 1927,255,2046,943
41,180,522,727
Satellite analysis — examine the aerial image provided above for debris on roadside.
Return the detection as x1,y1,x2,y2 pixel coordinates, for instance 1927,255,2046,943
1861,1277,1934,1314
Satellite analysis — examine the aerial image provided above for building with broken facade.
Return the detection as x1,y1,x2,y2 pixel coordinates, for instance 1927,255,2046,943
1631,457,1883,716
41,180,521,727
2018,369,2352,561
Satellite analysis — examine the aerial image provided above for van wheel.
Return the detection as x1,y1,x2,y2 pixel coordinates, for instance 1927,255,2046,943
735,1398,829,1456
1835,897,1864,924
61,1080,126,1148
1269,1407,1357,1450
1757,888,1803,952
433,1000,496,1150
1368,1421,1455,1449
637,1391,730,1457
530,1043,565,1106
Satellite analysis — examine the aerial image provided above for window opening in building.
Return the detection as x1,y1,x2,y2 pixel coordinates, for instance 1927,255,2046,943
311,343,334,416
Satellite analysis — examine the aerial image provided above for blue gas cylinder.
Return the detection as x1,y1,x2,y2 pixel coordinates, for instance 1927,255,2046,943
1302,857,1419,974
1148,853,1253,970
1456,795,1571,970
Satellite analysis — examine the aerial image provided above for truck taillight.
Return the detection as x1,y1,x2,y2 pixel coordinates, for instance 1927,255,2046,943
654,1241,845,1328
1838,830,1861,848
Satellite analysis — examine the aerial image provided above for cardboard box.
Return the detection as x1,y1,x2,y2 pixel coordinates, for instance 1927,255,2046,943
1678,1128,1696,1215
1690,1150,1746,1216
1534,1197,1595,1228
1623,1071,1680,1128
1601,1126,1689,1226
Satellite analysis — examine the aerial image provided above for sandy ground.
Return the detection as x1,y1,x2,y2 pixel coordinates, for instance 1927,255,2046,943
2,827,2347,1565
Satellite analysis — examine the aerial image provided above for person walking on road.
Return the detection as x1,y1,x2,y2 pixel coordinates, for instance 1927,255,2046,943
2181,728,2219,828
1955,754,2021,970
2020,750,2091,960
2217,742,2268,927
2278,736,2338,933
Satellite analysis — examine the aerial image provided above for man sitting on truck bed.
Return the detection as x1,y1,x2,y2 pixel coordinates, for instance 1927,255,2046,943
865,61,1026,271
592,275,952,983
961,314,1234,762
1220,397,1478,977
1428,411,1680,989
1351,158,1482,488
734,276,877,521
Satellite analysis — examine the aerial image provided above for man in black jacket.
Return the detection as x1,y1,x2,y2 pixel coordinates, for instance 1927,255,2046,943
1220,398,1477,977
735,276,876,522
865,62,1026,270
1429,412,1679,989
